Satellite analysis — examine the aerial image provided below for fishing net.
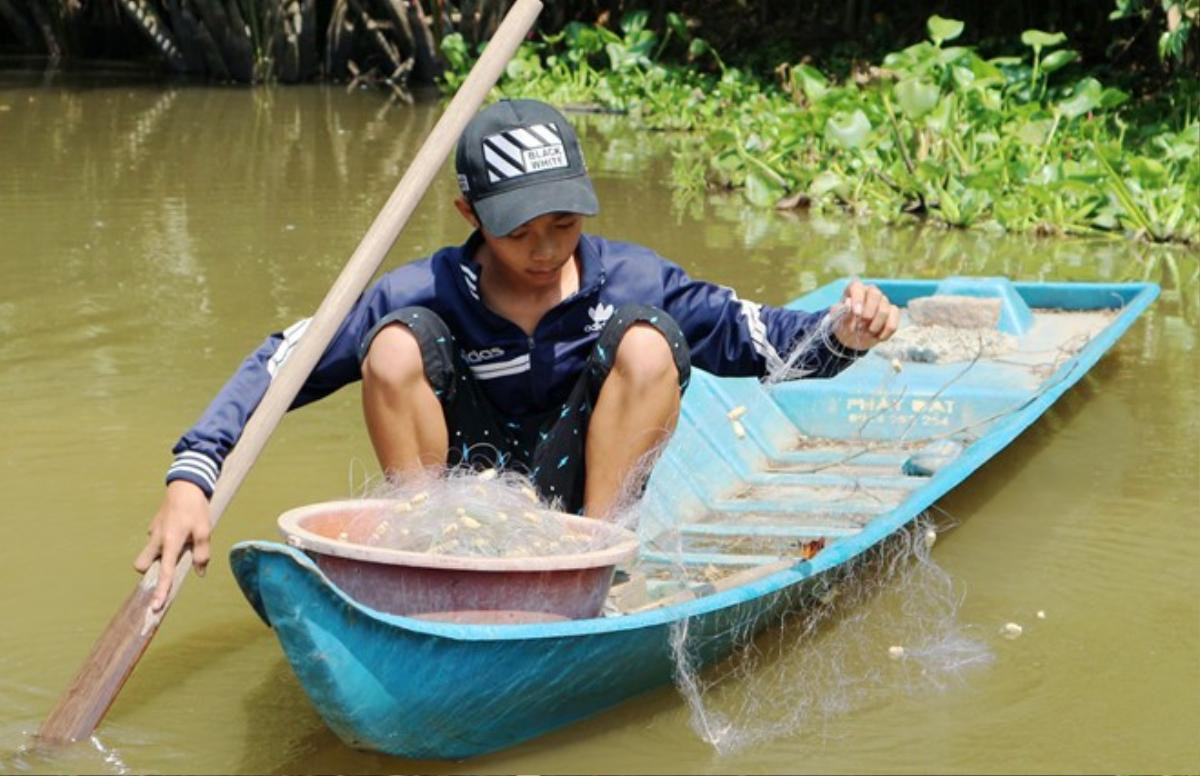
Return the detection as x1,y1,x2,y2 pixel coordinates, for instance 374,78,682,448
648,295,1121,755
664,516,993,756
655,295,1002,754
335,467,632,557
764,302,852,384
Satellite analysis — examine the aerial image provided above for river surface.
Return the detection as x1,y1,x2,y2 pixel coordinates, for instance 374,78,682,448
0,68,1197,774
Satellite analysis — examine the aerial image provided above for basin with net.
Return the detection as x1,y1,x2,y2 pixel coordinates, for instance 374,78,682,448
277,499,639,624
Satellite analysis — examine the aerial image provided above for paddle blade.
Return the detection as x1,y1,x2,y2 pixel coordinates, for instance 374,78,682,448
36,578,163,743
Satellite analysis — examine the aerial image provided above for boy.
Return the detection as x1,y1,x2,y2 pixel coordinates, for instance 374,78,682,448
136,99,899,610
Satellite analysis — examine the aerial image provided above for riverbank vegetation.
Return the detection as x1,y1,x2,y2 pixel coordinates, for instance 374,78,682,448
443,9,1198,244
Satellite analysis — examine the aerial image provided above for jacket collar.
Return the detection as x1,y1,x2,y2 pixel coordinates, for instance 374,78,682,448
576,233,607,295
456,230,607,306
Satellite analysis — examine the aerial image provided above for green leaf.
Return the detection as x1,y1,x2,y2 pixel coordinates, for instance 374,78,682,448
594,26,622,45
665,12,690,41
809,170,844,197
936,46,970,66
1156,123,1199,160
1099,87,1130,109
968,56,1004,83
440,32,470,70
1109,0,1137,20
745,167,786,207
937,184,962,224
915,159,947,185
824,110,872,149
1016,118,1054,146
1129,156,1168,186
1021,29,1067,51
1057,77,1102,119
1093,142,1163,240
951,65,975,90
978,87,1003,111
505,58,532,79
883,42,937,75
964,171,1002,189
927,15,965,45
620,10,649,36
794,64,828,102
925,94,954,132
627,29,658,58
1040,49,1079,73
1061,160,1104,182
688,38,710,60
894,78,941,119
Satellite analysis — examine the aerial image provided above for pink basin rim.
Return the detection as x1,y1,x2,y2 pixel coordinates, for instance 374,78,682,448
277,498,639,572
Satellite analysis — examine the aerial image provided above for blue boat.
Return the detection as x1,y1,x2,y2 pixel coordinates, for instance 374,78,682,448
230,276,1158,759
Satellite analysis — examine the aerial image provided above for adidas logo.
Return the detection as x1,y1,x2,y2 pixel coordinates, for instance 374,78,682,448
462,347,506,364
584,303,614,333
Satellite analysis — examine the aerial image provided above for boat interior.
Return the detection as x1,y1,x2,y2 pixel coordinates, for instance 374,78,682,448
606,277,1142,613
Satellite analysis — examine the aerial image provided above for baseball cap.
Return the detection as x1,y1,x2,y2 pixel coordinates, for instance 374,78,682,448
455,99,599,236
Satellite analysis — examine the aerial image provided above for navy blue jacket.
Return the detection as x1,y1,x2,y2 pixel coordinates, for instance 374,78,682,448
166,233,862,495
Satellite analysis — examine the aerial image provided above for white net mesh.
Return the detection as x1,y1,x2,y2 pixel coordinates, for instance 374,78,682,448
337,467,627,557
666,517,993,755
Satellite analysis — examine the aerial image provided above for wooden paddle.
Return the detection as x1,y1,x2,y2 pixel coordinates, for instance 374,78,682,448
37,0,543,744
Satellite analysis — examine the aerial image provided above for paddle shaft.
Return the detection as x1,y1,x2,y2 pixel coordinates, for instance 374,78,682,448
37,0,542,743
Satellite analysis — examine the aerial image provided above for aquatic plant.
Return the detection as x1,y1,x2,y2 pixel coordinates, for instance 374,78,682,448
447,13,1199,244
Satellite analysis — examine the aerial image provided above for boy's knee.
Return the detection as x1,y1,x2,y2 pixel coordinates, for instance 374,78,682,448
362,324,425,392
613,323,679,388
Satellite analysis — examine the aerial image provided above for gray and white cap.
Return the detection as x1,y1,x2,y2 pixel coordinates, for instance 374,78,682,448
455,99,598,236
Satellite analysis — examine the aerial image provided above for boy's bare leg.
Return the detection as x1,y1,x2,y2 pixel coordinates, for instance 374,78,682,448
584,323,682,519
361,324,449,477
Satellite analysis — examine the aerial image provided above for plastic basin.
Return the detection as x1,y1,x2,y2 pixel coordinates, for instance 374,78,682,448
277,499,638,624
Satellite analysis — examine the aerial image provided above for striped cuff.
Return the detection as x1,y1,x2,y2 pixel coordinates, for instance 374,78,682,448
165,450,220,498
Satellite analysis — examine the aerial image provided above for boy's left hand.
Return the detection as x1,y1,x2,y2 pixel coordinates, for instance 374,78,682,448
832,279,900,351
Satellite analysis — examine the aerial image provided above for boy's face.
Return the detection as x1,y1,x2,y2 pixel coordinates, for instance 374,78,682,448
456,197,584,290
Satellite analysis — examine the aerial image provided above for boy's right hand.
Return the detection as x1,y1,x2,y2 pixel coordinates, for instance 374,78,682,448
134,480,212,612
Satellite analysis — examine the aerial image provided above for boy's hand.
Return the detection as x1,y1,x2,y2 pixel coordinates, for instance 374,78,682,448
832,279,900,351
134,480,212,612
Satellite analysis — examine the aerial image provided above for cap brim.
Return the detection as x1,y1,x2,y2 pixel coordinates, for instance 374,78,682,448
472,174,599,237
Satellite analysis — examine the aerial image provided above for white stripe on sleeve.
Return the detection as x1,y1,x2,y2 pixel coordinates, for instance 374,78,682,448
167,461,217,490
175,451,219,479
736,297,784,372
267,317,312,379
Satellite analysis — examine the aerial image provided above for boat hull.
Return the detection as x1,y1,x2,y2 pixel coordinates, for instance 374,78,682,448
231,542,804,758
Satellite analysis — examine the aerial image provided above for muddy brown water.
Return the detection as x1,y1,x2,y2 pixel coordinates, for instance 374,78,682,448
1,69,1197,774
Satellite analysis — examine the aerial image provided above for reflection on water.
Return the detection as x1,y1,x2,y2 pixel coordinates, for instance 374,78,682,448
0,69,1196,774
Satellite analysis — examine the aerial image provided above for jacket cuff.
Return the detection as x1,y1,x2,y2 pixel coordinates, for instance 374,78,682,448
165,451,220,498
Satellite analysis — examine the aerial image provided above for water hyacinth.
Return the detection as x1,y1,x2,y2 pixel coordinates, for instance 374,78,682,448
449,13,1198,244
